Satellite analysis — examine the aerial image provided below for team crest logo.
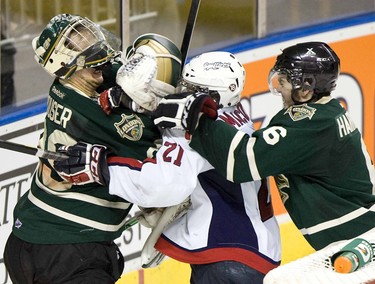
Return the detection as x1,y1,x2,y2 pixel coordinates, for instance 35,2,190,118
115,114,144,141
285,104,316,121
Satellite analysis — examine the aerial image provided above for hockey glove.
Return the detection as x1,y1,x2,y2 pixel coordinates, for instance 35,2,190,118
153,91,218,134
98,86,125,115
54,142,109,186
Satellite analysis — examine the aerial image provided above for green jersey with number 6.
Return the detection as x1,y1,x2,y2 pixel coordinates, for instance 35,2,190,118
12,78,160,244
190,96,375,250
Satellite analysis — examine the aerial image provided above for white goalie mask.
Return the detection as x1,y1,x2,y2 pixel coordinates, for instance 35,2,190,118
180,51,246,108
116,33,182,112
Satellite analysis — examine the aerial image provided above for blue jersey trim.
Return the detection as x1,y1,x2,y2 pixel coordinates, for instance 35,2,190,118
0,97,47,126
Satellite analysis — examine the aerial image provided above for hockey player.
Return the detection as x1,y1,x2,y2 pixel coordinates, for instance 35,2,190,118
154,42,375,251
3,14,182,284
54,51,282,283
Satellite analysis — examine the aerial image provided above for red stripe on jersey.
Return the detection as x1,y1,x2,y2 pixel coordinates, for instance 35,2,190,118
107,156,157,169
107,156,142,169
155,236,279,274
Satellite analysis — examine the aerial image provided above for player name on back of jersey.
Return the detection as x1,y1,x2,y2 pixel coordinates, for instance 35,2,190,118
46,96,73,129
218,103,250,127
336,112,357,139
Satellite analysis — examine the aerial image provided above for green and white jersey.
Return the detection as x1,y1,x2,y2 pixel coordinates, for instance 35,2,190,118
191,96,375,250
13,79,160,244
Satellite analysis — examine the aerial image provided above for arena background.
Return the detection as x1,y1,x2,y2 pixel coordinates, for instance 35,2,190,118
0,1,374,283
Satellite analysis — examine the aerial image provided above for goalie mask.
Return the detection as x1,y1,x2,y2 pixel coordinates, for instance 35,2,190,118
116,33,182,112
268,42,340,99
180,51,245,108
32,14,120,79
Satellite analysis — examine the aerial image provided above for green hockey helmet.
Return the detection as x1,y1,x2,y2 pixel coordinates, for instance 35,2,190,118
269,42,340,96
125,33,182,87
32,14,121,79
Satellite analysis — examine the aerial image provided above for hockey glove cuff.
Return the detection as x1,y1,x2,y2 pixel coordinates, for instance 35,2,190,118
98,86,125,115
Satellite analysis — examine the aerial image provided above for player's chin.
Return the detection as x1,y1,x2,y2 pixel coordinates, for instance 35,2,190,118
92,70,104,83
92,69,103,77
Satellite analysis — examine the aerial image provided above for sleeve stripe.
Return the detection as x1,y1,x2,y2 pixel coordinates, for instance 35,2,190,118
227,131,246,182
107,156,143,170
246,137,261,180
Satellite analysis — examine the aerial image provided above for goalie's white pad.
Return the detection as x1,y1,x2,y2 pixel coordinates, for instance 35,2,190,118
137,207,164,228
141,197,192,268
116,52,175,112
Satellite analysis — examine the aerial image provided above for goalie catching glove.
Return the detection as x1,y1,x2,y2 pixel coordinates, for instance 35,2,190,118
152,91,218,134
54,142,109,186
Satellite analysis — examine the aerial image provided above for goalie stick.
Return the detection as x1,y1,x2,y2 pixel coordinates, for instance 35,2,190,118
180,0,201,68
0,139,69,161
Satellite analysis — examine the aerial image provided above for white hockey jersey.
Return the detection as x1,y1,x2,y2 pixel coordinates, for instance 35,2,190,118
107,102,281,274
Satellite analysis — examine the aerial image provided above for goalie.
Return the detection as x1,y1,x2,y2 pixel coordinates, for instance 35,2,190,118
3,13,182,284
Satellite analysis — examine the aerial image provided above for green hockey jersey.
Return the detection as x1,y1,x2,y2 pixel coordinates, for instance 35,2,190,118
190,96,375,250
13,78,160,244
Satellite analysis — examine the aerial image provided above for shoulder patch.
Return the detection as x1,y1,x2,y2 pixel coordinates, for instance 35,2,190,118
284,104,316,121
115,113,145,141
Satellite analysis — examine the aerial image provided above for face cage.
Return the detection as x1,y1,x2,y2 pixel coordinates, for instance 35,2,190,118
51,18,120,78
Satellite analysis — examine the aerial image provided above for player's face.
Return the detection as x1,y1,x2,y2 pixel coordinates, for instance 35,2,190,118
268,71,294,108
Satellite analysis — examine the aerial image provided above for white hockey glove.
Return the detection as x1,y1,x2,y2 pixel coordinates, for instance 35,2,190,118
153,91,218,134
116,52,175,112
54,142,109,186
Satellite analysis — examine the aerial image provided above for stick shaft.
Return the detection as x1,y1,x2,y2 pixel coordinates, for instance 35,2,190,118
0,139,68,161
180,0,201,68
123,211,142,230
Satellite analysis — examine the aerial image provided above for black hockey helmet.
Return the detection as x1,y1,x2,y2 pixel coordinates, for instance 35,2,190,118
270,42,340,95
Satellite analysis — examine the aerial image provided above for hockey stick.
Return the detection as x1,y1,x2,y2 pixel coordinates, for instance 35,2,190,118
180,0,201,68
123,211,142,231
0,139,69,161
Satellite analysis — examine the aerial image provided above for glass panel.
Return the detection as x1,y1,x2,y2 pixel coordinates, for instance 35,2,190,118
0,0,120,114
128,0,256,56
266,0,374,35
0,0,373,114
